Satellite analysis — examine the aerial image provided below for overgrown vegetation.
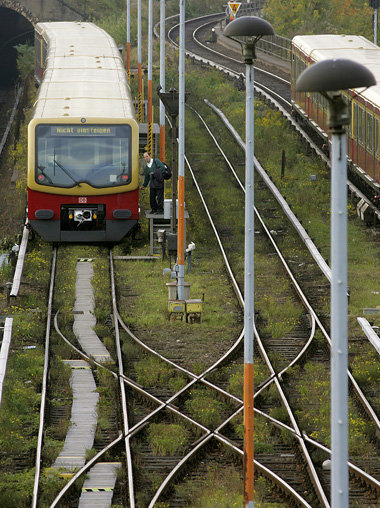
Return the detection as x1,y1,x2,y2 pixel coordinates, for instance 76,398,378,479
292,362,377,456
264,0,374,39
134,356,187,391
147,423,190,455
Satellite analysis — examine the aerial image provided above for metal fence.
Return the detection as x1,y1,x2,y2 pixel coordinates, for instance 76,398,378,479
256,34,292,63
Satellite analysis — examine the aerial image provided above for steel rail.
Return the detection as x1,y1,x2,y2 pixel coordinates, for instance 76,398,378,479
302,433,380,492
191,20,291,86
182,152,329,506
187,105,319,382
153,115,325,504
114,253,316,504
54,313,211,433
170,87,377,504
149,419,313,508
0,317,13,407
185,105,379,504
117,309,243,404
109,250,135,507
113,259,325,506
204,99,332,282
32,247,57,508
153,12,179,39
0,85,23,158
168,16,291,105
204,101,380,431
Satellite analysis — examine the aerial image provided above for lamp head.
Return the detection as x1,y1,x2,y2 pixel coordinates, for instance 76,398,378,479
296,58,376,131
224,16,274,64
296,58,376,93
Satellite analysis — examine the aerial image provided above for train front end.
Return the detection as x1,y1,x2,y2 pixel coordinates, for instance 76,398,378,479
28,118,139,242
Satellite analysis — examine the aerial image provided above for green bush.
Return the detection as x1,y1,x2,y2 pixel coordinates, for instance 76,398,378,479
185,388,228,429
351,351,380,385
135,356,174,387
147,423,189,456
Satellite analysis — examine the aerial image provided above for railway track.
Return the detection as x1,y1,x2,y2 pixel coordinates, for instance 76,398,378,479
4,115,378,505
36,106,377,505
0,86,22,159
182,106,380,506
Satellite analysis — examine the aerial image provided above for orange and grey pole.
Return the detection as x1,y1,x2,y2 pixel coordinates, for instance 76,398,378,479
243,62,255,508
177,0,186,301
147,0,153,155
137,0,143,123
159,0,166,162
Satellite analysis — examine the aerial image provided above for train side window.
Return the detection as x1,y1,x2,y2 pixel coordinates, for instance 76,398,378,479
323,94,327,113
366,112,374,152
342,95,351,137
353,103,358,141
376,117,379,159
291,53,296,83
358,105,365,145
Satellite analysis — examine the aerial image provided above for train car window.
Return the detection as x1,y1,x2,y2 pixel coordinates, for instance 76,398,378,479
366,112,374,152
342,95,351,137
358,106,365,145
321,94,326,113
35,124,132,188
291,53,296,83
376,118,379,158
353,103,358,141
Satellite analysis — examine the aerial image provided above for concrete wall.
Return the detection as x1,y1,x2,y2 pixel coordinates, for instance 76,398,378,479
0,0,82,23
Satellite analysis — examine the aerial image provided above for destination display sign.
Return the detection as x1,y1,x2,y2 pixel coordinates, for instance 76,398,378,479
51,126,116,136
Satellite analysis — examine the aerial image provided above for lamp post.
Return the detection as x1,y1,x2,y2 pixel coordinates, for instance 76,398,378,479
157,86,190,235
147,0,153,155
177,0,186,301
296,59,375,508
224,16,274,508
137,0,143,122
159,0,166,161
369,0,380,44
157,87,179,234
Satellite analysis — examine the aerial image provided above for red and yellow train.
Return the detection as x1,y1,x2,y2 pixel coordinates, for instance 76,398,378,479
28,22,139,242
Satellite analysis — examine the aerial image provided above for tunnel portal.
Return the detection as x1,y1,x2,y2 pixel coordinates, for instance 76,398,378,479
0,7,34,87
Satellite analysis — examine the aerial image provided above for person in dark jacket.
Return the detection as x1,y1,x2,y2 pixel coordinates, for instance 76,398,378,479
142,152,165,214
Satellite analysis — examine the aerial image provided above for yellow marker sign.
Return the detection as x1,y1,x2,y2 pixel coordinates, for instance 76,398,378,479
228,2,241,16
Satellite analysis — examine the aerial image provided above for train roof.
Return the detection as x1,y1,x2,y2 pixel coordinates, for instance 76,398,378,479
292,34,380,110
33,22,136,121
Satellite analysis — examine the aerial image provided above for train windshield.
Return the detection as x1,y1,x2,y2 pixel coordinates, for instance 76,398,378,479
35,124,132,188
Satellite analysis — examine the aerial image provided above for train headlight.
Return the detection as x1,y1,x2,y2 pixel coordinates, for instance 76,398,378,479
69,212,73,220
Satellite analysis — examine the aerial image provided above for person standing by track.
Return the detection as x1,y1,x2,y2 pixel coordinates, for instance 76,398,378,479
142,151,165,214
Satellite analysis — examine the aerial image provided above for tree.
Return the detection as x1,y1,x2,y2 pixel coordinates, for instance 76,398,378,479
264,0,373,39
15,44,34,81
